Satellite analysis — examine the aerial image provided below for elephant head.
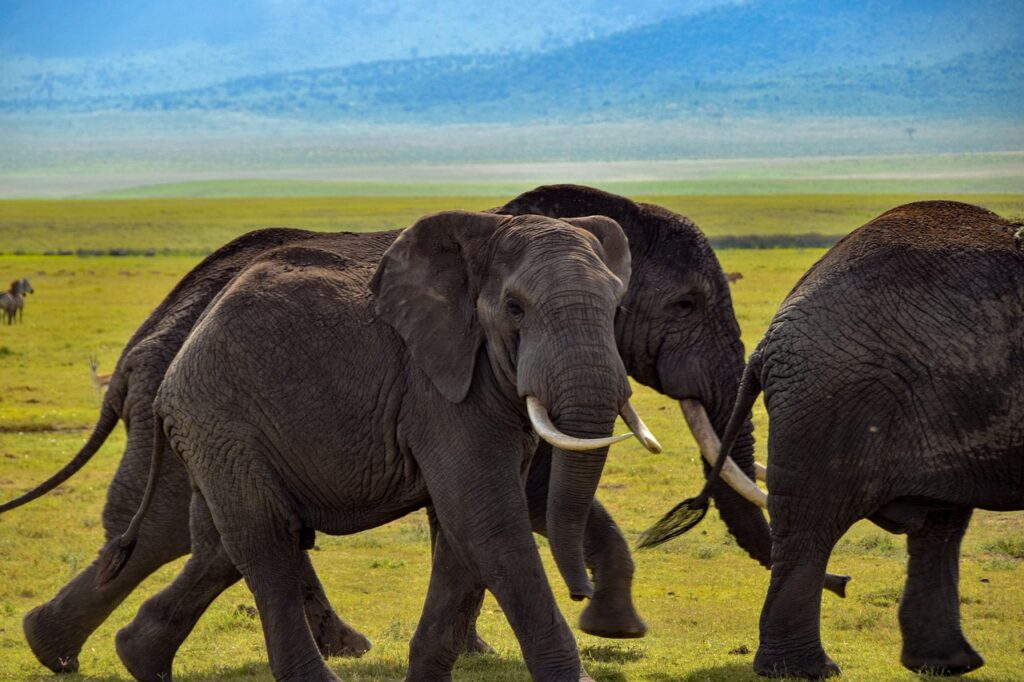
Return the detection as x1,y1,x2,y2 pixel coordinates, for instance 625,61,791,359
497,186,771,566
371,209,660,599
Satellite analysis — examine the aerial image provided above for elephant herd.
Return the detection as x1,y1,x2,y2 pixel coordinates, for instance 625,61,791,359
1,186,1021,681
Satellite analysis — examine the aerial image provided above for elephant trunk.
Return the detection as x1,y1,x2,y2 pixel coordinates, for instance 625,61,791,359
527,396,658,599
547,440,609,601
525,352,630,601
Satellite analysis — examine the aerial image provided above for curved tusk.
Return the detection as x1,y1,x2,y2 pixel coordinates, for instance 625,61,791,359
619,400,662,453
526,396,634,452
754,461,767,483
678,399,767,509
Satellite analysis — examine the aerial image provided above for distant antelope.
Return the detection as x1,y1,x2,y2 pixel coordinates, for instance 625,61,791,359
89,355,113,402
725,272,743,284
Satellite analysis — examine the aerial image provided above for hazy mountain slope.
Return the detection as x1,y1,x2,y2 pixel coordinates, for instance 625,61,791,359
7,0,1014,123
0,0,722,99
1,0,1020,127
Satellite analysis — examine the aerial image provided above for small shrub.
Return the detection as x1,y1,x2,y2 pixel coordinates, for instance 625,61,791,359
59,551,84,576
839,533,900,556
580,644,645,663
982,557,1018,571
985,537,1024,560
860,586,902,608
693,545,721,560
831,611,882,631
369,558,406,569
382,620,413,641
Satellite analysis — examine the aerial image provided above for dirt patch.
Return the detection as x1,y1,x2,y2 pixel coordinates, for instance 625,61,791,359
0,424,89,434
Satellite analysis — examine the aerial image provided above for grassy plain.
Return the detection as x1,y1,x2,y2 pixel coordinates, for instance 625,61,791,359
0,195,1021,681
1,193,1022,255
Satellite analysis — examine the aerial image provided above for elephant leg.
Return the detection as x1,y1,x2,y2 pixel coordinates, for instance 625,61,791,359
407,530,489,682
202,456,339,682
754,501,852,679
899,507,983,675
409,528,592,682
116,492,241,682
23,530,189,674
415,489,587,681
425,506,493,656
525,446,646,639
24,412,192,674
299,555,373,658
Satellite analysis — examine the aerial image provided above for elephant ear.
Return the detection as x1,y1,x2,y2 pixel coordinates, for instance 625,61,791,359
370,210,508,403
563,215,631,296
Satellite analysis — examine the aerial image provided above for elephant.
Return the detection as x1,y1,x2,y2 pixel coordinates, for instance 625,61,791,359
0,185,844,674
644,200,1024,678
96,209,658,682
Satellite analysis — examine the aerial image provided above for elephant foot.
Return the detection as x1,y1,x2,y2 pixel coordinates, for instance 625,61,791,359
902,641,984,676
23,603,83,673
462,630,497,651
754,645,841,679
578,589,647,639
115,620,177,682
463,633,496,655
310,612,372,658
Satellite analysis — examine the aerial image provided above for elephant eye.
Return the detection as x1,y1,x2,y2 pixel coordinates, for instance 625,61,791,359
674,295,697,317
506,298,524,318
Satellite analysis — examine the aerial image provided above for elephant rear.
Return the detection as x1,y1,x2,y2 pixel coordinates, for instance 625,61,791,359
759,200,1024,511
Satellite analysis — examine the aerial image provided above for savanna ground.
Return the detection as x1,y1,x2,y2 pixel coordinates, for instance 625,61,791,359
0,192,1022,681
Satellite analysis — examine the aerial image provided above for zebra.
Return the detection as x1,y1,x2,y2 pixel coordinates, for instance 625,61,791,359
1,278,33,324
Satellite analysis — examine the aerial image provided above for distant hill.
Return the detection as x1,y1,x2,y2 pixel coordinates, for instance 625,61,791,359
2,0,1021,124
0,0,702,99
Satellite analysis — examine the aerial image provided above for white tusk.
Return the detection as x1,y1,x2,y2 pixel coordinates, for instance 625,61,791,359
678,399,767,509
619,400,662,453
754,461,768,483
526,396,634,452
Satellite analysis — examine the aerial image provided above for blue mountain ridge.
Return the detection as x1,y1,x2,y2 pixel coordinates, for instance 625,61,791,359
2,0,1021,123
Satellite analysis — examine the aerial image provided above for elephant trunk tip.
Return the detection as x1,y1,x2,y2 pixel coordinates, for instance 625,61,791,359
824,573,852,599
636,495,710,550
570,583,594,602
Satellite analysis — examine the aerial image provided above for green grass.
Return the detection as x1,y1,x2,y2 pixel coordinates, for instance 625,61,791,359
0,196,1022,680
10,151,1022,200
2,193,1023,255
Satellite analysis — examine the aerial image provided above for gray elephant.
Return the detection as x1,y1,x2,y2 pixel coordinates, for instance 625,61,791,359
1,185,841,674
644,201,1024,678
98,210,657,682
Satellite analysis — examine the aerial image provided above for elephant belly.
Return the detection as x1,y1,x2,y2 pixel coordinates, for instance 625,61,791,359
310,497,428,536
264,435,431,536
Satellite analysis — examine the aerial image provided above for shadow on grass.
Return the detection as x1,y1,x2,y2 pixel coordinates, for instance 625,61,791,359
650,661,760,681
36,655,629,681
656,661,1012,682
456,651,628,682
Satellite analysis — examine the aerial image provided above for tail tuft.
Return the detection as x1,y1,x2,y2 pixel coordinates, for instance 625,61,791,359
94,536,137,587
636,497,709,549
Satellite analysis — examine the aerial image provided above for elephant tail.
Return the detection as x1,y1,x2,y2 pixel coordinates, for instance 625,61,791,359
0,400,120,513
95,415,168,587
638,354,763,548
